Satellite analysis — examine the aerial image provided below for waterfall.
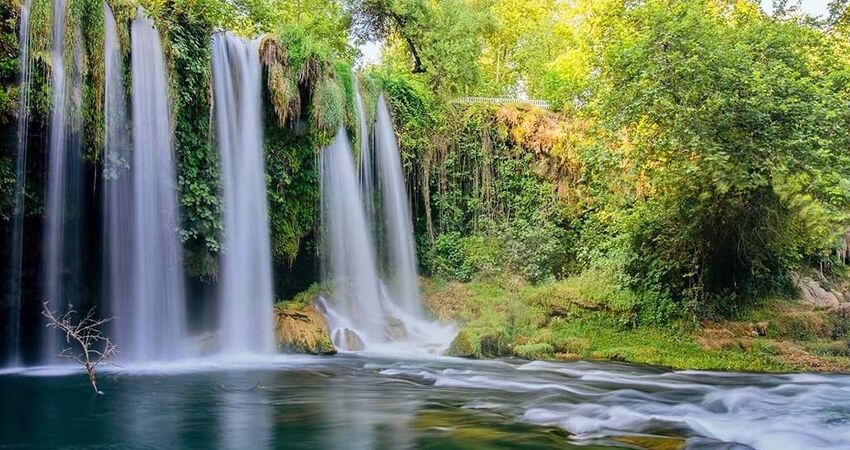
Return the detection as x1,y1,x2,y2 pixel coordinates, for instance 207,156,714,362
127,9,187,361
43,0,85,363
103,3,133,355
319,90,455,354
320,127,386,345
320,119,456,354
356,79,375,232
374,95,422,317
211,33,275,355
4,0,33,367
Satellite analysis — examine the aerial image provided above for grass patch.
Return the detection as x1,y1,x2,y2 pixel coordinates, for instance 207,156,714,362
424,274,850,372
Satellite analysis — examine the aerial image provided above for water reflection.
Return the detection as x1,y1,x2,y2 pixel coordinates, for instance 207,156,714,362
218,377,272,449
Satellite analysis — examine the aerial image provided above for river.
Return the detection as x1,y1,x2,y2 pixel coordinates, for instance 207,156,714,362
1,354,848,449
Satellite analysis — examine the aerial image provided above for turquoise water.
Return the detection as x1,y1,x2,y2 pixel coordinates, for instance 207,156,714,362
1,355,848,449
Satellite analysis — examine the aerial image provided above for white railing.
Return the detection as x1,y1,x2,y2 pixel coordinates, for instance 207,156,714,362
452,97,551,109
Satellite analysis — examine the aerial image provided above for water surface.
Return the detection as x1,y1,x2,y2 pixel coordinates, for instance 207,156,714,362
1,355,848,449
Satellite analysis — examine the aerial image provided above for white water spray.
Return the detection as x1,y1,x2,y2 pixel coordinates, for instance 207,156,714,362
356,79,375,231
211,33,275,354
127,9,188,361
320,100,455,354
43,0,85,363
321,128,386,345
103,3,133,355
374,95,422,317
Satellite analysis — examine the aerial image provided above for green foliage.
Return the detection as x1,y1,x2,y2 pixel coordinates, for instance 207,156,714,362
71,0,105,162
426,277,849,371
164,4,223,277
582,0,850,315
311,77,344,138
0,0,18,219
428,232,501,282
350,0,487,97
380,96,568,284
263,111,320,263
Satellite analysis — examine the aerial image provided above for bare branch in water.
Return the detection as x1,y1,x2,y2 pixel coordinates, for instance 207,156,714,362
42,302,120,394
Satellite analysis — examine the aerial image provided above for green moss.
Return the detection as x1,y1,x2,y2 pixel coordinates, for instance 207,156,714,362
263,101,319,263
277,283,327,309
426,276,850,372
165,4,223,278
514,343,554,360
310,76,344,137
445,329,479,358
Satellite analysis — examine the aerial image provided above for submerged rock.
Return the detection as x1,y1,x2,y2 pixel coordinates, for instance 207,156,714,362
333,328,365,351
274,305,336,355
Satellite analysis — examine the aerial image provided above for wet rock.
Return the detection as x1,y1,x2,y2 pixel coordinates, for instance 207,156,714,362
333,328,365,351
444,329,478,358
384,316,408,341
794,274,841,309
275,305,336,355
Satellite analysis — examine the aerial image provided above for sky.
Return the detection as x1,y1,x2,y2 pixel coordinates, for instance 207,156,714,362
358,41,382,67
760,0,831,16
359,1,834,66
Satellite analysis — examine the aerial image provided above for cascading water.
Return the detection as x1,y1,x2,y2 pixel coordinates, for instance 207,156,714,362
320,127,386,346
355,79,375,230
211,33,275,355
4,0,33,366
320,102,455,354
102,3,133,354
127,9,187,361
43,0,85,363
374,95,421,317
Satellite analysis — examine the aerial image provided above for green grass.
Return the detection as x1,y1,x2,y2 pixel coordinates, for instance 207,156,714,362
548,316,792,372
426,272,850,373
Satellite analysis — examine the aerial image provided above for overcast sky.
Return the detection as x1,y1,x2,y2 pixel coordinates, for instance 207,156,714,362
359,1,834,67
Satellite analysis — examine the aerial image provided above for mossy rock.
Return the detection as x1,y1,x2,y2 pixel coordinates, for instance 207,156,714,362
275,305,336,355
445,329,480,358
479,330,511,357
514,343,555,360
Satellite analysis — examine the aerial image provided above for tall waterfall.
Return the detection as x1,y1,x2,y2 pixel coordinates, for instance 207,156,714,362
211,33,275,355
320,128,386,344
4,0,33,366
43,0,85,362
103,3,133,355
127,9,187,361
374,95,421,317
